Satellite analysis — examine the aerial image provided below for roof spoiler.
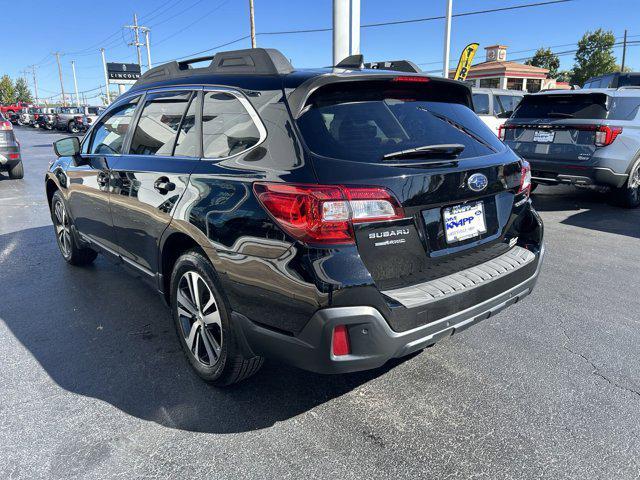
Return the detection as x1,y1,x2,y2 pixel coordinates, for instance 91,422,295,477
134,48,294,86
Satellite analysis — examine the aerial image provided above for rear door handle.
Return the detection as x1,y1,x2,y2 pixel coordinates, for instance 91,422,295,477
153,176,176,194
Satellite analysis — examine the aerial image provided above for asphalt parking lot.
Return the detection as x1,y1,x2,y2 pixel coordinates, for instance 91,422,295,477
1,127,639,479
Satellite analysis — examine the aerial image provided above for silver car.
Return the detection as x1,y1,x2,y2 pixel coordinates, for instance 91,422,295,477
502,88,640,208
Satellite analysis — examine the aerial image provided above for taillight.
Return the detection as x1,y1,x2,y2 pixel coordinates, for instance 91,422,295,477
594,125,622,147
8,153,20,160
253,182,404,245
0,121,12,131
332,325,351,356
74,116,83,122
518,160,532,197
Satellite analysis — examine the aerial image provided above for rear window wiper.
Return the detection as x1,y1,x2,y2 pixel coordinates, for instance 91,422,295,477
382,143,465,160
547,112,574,118
419,108,498,153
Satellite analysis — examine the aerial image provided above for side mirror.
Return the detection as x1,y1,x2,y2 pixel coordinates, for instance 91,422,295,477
53,136,80,157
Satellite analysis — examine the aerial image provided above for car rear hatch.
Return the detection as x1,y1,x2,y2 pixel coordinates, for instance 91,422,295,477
502,92,633,164
292,76,530,293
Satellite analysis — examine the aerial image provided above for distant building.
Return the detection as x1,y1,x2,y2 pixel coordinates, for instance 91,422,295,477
452,45,568,92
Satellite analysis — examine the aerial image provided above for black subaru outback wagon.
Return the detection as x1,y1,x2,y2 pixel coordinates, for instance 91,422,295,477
46,48,544,386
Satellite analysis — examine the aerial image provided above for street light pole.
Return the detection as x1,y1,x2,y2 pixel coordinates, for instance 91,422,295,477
143,27,152,69
621,29,628,72
71,61,80,107
100,48,111,105
442,0,453,78
333,0,360,65
249,0,256,48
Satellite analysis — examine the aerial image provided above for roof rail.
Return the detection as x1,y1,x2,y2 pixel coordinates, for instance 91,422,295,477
363,60,421,73
133,48,294,87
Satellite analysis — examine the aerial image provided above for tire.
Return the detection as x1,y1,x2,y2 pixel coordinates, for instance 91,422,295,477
610,159,640,208
8,161,24,179
45,122,53,131
68,121,80,134
170,250,263,386
51,190,98,266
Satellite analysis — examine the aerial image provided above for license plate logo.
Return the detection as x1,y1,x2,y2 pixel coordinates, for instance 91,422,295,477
533,130,555,143
443,201,487,243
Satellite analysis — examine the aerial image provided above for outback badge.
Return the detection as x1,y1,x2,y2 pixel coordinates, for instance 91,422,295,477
468,173,488,192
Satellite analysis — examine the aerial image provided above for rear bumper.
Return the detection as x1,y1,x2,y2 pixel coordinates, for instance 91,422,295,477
235,245,544,374
0,147,20,168
527,162,628,188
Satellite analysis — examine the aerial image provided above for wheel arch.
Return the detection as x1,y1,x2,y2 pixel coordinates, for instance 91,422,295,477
159,230,209,303
45,177,59,209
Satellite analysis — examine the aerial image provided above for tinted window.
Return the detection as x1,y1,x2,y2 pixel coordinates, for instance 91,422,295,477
512,93,609,120
617,74,640,87
130,91,191,156
202,91,261,158
297,83,502,163
472,93,490,114
496,95,522,117
174,94,199,157
89,98,139,155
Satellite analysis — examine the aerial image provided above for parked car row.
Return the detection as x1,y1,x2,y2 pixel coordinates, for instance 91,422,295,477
6,105,104,134
0,111,23,179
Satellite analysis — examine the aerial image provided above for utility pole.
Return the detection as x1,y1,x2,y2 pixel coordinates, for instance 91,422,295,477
70,61,80,107
100,48,111,105
125,14,144,69
442,0,453,78
53,52,67,106
249,0,256,48
141,27,152,69
30,65,39,105
621,29,628,72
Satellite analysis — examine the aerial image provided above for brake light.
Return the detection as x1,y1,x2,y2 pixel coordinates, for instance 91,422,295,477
332,325,351,356
518,160,532,197
253,182,404,245
8,153,20,160
0,121,12,131
392,76,430,83
594,125,622,147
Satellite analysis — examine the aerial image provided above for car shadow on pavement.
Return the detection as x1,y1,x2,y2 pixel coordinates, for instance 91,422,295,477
531,187,640,239
0,226,405,434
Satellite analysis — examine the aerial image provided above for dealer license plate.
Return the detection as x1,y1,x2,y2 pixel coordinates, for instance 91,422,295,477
443,201,487,243
533,130,555,143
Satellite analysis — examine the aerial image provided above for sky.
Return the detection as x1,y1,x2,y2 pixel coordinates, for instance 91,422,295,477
1,0,639,104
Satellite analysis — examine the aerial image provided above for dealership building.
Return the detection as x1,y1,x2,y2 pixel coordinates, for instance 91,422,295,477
455,45,568,92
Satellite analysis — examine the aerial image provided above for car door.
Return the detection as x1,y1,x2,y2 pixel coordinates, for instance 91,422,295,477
109,88,201,275
65,95,141,254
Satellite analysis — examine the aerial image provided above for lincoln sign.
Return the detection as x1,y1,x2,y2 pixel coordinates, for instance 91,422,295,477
106,63,141,84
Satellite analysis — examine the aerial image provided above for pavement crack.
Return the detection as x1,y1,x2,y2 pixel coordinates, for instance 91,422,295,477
560,326,640,400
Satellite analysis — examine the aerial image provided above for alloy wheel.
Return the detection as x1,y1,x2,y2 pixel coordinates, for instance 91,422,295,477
53,199,72,258
176,270,223,366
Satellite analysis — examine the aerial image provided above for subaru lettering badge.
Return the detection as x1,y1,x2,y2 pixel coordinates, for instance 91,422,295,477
468,173,488,192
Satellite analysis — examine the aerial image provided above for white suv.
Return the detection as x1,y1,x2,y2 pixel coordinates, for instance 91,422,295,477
472,88,524,136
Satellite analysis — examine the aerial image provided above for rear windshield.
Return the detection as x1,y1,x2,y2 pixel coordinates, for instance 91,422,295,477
512,93,640,121
297,82,503,162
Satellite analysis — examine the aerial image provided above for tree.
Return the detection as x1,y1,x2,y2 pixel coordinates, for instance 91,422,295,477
556,70,574,83
0,75,16,105
525,48,560,78
571,29,618,86
14,77,33,103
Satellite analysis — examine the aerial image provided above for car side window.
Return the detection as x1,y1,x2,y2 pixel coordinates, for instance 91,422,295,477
89,97,140,155
129,91,192,156
174,94,199,157
202,91,262,158
472,93,490,115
